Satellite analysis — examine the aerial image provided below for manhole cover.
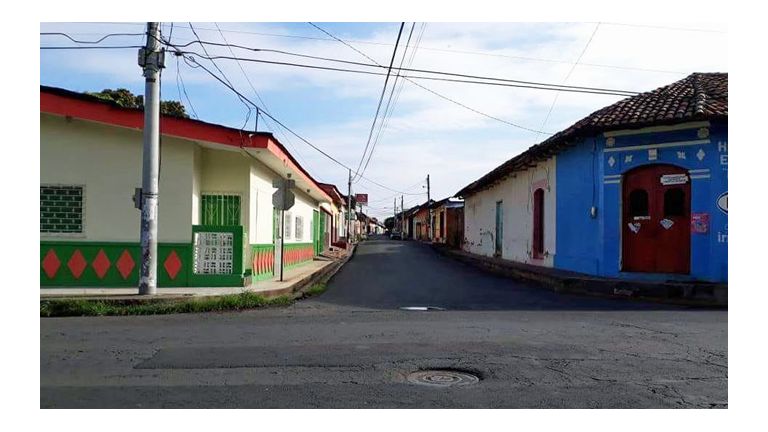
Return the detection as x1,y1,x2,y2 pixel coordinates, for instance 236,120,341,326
406,370,479,387
399,306,445,311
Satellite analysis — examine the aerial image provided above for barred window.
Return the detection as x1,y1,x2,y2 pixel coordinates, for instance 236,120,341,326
284,212,292,239
41,185,83,234
295,216,304,240
201,193,241,226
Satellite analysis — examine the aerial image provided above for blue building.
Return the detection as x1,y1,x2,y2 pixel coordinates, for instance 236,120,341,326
458,73,727,283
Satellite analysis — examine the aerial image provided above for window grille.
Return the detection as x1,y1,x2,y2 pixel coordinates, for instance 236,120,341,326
40,185,84,234
295,216,304,240
284,212,292,239
193,231,234,275
201,193,241,226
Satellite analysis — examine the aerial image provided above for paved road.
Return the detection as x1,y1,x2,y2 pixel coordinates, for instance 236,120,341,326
40,238,727,408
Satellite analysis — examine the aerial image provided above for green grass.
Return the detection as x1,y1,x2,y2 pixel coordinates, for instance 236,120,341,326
40,291,294,317
303,282,328,297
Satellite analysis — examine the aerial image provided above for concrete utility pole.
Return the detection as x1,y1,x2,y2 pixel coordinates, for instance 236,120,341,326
393,197,397,232
347,169,353,246
426,174,432,241
137,22,164,295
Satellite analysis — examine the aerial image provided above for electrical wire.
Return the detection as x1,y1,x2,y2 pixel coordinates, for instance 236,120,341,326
173,50,421,196
211,23,320,181
357,23,427,184
55,24,706,75
40,32,144,44
168,35,638,96
188,23,253,131
42,31,638,97
305,23,563,134
538,22,601,136
40,45,143,50
352,22,405,183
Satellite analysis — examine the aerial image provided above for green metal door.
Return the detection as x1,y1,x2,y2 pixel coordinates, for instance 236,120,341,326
313,210,320,255
318,211,326,254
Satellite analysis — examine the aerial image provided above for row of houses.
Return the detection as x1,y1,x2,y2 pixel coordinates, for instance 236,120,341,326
40,86,366,288
394,73,727,285
394,197,465,248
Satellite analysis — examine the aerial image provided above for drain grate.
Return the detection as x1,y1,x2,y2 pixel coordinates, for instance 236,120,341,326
406,369,479,387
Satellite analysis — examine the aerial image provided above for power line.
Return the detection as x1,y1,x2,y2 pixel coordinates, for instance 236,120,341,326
163,50,637,98
168,35,638,96
182,24,689,75
171,49,421,196
538,22,602,136
352,22,405,183
356,23,418,183
304,24,565,134
43,31,639,97
54,24,711,75
188,23,253,130
40,45,142,50
600,22,726,34
40,32,144,44
211,23,320,181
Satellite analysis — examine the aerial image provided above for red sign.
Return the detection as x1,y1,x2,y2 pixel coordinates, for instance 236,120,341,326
691,213,709,234
355,194,368,205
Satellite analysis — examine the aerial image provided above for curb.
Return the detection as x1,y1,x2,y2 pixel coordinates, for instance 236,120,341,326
432,245,726,308
293,244,357,299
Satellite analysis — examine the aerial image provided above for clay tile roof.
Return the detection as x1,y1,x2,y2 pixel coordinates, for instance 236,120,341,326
456,73,727,197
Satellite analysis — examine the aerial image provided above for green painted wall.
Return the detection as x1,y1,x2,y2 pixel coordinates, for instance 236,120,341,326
40,241,191,287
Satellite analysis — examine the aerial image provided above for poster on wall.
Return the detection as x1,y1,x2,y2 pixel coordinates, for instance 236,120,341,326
691,213,710,234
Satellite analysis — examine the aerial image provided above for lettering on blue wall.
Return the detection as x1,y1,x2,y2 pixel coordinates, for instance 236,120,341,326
717,224,728,244
718,141,728,171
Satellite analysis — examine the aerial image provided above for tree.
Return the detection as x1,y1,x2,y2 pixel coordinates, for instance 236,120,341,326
86,88,189,118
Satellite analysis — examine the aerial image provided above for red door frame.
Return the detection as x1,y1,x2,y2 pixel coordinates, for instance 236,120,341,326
532,188,545,259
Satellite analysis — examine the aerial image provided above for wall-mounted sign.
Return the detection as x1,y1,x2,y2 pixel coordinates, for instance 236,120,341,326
717,192,727,214
691,213,710,234
355,193,368,205
660,174,689,185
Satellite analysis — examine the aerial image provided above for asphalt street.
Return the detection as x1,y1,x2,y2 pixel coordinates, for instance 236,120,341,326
40,237,728,408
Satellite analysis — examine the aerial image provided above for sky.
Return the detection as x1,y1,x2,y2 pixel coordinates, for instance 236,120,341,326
40,22,727,220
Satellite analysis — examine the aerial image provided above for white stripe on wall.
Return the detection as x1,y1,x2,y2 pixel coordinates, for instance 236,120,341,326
603,139,710,153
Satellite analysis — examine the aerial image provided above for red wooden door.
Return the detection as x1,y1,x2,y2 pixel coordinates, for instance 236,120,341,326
622,164,690,274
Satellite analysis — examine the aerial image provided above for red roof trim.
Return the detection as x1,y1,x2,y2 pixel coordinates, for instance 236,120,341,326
40,86,332,203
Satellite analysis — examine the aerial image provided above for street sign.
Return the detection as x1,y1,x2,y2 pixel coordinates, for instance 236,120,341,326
272,179,296,211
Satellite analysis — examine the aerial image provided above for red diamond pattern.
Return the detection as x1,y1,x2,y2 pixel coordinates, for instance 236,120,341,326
67,250,87,279
164,250,182,280
115,250,135,280
41,249,61,279
91,249,111,279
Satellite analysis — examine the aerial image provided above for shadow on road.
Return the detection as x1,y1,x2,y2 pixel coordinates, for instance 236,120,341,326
312,238,704,312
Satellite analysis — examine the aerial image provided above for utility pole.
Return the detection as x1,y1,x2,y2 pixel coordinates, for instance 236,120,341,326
347,169,353,247
426,174,432,241
401,195,404,239
137,22,164,295
393,197,397,232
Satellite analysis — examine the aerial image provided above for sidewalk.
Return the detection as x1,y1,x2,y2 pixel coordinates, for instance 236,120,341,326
432,244,727,307
41,245,356,302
